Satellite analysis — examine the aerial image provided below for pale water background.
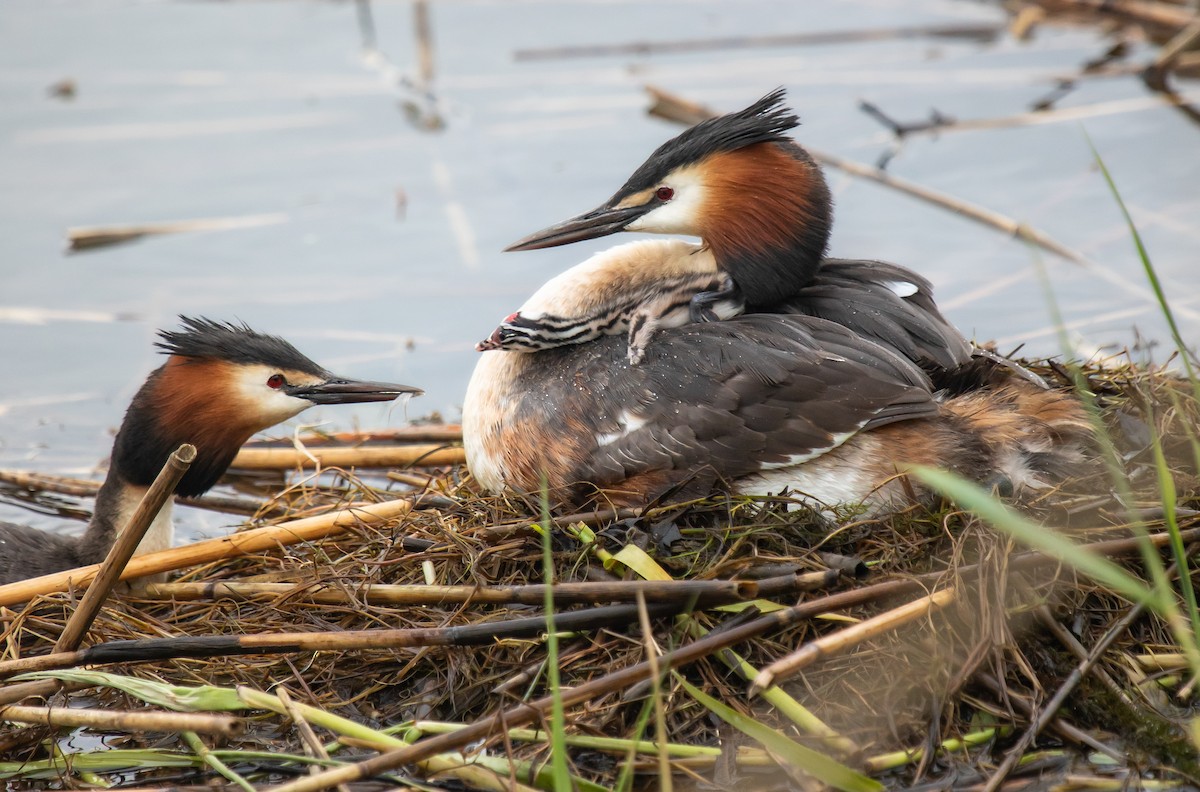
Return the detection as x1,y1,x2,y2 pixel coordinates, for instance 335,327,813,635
1,0,1197,541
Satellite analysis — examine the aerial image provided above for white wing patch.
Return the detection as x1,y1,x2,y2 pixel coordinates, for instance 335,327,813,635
596,410,648,447
755,429,859,470
885,280,920,298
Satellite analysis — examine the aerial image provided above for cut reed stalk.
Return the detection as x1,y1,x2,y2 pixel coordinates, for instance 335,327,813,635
252,425,462,446
0,498,414,607
0,703,242,737
135,576,797,607
0,602,688,677
231,445,463,470
54,444,196,653
748,586,958,695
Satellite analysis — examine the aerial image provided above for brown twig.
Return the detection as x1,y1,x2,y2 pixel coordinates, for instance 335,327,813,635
982,608,1144,792
67,213,288,252
976,671,1121,759
1042,0,1197,30
275,687,348,792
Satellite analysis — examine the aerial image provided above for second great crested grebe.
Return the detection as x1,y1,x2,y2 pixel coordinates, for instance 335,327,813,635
0,317,422,585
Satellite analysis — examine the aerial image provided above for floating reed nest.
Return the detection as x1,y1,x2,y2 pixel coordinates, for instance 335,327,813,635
0,356,1198,791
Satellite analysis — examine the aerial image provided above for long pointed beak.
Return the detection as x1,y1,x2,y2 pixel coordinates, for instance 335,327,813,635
287,378,423,405
504,203,651,252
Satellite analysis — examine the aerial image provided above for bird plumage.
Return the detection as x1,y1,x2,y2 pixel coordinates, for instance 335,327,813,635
0,317,421,585
505,89,973,380
476,239,743,363
464,240,1090,513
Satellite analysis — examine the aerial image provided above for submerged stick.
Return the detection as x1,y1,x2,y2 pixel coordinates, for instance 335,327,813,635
0,703,242,737
0,468,279,517
54,444,196,653
0,498,414,608
515,23,1000,60
67,212,288,252
231,444,464,470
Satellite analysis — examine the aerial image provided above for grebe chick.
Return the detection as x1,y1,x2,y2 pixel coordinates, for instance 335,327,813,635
476,239,744,364
0,317,422,585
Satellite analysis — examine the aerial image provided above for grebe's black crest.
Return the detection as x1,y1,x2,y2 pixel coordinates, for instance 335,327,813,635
156,316,326,377
614,88,799,197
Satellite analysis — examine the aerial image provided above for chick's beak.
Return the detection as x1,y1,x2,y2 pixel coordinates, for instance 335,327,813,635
287,378,423,405
504,202,651,252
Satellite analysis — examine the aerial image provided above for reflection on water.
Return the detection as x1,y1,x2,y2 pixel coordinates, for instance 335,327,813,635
1,0,1197,539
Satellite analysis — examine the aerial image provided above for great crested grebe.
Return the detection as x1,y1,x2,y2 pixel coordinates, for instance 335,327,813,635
505,88,973,379
0,317,422,585
463,241,1090,513
476,239,743,364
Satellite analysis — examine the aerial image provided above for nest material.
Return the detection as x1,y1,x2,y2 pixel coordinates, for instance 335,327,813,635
1,358,1198,790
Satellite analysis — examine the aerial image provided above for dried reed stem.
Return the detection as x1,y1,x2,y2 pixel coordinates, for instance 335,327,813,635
0,498,414,607
55,444,196,653
67,213,288,252
748,586,958,695
252,425,462,446
133,576,803,606
0,703,242,737
0,602,691,677
231,444,463,470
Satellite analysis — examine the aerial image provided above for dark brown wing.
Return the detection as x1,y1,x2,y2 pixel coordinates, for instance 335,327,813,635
506,313,938,504
776,259,974,375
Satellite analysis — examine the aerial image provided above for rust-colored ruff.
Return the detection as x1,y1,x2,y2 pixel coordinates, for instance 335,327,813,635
697,143,825,263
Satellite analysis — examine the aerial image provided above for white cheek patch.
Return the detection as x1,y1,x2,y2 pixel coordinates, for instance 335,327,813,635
625,172,707,236
231,365,314,425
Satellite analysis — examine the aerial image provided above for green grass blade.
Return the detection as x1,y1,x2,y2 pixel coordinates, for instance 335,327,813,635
1088,134,1199,383
678,676,883,792
12,670,245,711
911,467,1160,608
1150,432,1200,642
540,477,573,791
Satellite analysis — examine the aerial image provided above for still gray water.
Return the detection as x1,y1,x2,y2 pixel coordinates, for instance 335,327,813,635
2,0,1197,540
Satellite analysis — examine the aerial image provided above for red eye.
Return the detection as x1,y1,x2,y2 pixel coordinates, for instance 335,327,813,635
655,186,674,202
267,374,285,389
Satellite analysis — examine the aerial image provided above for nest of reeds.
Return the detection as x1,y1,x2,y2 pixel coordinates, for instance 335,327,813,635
1,355,1198,791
